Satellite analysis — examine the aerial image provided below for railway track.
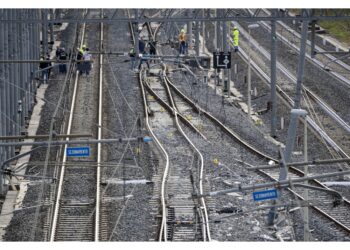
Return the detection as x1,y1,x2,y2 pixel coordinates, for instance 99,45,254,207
138,66,211,241
135,20,212,241
260,9,350,89
247,9,350,130
166,63,350,238
206,22,350,237
232,20,350,159
49,10,104,241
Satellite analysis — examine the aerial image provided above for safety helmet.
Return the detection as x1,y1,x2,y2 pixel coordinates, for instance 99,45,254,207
82,44,86,49
234,26,237,30
181,29,185,33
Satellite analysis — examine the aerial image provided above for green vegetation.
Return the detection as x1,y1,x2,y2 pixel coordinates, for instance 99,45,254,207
318,19,350,45
290,9,350,45
315,9,350,45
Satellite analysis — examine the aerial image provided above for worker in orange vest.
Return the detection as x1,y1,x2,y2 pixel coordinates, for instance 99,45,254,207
179,29,187,55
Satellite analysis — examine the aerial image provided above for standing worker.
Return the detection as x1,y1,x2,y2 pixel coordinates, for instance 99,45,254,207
83,47,92,75
58,47,68,74
179,29,187,55
77,45,86,75
149,40,157,62
39,56,49,84
233,26,239,52
129,46,136,71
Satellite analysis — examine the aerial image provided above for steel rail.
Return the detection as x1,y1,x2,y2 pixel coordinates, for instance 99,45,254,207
138,70,170,241
233,21,350,158
169,65,350,233
261,9,350,88
146,20,211,241
247,10,350,135
226,31,350,233
95,9,104,242
130,15,170,242
161,64,211,241
50,21,87,241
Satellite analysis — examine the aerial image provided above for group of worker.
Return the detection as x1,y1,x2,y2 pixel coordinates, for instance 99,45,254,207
38,44,93,84
129,36,157,72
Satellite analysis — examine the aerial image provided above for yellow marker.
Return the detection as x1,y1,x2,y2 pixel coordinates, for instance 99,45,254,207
168,132,173,137
148,95,154,100
255,119,263,126
160,107,165,112
135,147,141,154
186,114,192,121
213,158,219,165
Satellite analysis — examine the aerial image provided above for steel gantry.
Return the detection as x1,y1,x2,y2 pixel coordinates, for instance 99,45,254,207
3,9,350,24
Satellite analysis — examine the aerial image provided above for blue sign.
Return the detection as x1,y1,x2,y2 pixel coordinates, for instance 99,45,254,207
253,189,278,201
66,147,90,157
143,137,153,142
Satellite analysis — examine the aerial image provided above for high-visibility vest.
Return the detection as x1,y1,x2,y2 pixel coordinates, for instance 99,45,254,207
129,48,135,57
233,29,239,46
179,33,186,42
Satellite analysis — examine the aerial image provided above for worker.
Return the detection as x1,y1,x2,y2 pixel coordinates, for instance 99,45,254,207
57,47,68,74
83,47,92,75
233,26,239,52
129,46,136,71
139,37,146,54
39,55,51,84
179,29,187,55
149,40,157,62
77,46,85,74
138,48,150,71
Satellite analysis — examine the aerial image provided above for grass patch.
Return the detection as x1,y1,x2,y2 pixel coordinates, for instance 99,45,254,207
318,20,350,45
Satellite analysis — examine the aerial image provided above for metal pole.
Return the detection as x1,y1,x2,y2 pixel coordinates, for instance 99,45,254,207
270,12,277,138
0,9,4,195
4,10,10,160
10,10,17,141
247,28,252,118
227,21,231,97
202,9,205,53
216,9,221,51
18,9,25,131
49,9,54,45
42,9,48,56
0,137,153,147
310,20,316,58
195,17,200,56
199,168,350,198
188,9,192,50
222,17,227,92
303,120,310,241
135,10,139,57
214,9,217,49
284,12,309,163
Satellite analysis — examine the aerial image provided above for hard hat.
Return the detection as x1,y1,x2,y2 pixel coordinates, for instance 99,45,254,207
234,26,238,30
181,29,185,33
82,44,86,49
